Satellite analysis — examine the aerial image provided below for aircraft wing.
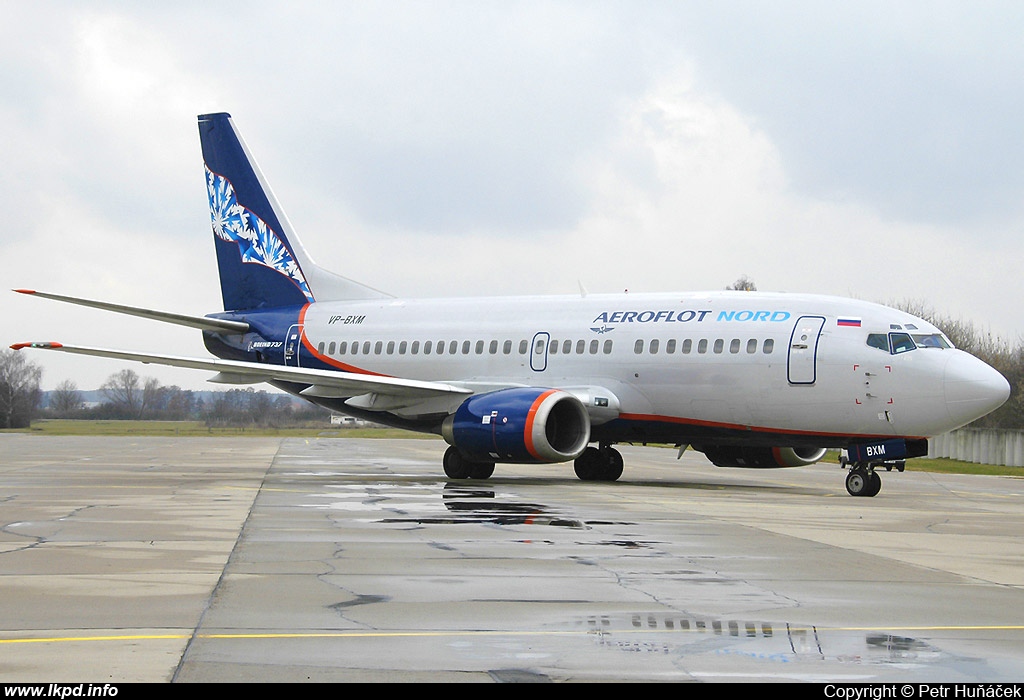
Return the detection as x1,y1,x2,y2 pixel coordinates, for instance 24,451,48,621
10,342,473,401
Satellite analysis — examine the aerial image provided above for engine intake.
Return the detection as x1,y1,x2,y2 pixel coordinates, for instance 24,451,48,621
442,388,591,463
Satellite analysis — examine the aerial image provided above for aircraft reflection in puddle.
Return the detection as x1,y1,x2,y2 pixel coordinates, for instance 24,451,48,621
382,483,590,528
577,613,958,671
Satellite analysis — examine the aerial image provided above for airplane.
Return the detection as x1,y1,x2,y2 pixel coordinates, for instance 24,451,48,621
11,112,1011,497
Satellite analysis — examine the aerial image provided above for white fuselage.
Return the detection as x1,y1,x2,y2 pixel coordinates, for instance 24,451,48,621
288,290,1007,442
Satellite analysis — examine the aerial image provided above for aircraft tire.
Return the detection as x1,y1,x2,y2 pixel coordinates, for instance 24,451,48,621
443,446,472,479
845,468,867,496
602,448,624,482
574,447,602,481
866,471,882,497
574,446,623,482
469,462,495,480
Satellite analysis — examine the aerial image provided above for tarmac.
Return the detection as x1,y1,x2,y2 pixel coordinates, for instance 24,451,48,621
2,433,1024,682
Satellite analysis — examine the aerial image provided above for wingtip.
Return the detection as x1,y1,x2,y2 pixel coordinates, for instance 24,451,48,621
10,342,62,350
13,289,36,295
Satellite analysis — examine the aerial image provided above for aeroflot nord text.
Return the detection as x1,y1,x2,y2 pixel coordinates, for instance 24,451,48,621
591,309,791,324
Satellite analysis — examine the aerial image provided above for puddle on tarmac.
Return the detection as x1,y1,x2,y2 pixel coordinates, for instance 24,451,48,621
302,480,612,529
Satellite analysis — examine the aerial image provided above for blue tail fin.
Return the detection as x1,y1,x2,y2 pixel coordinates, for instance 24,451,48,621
198,112,388,311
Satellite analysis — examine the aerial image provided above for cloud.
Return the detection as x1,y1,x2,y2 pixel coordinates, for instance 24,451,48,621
4,2,1023,392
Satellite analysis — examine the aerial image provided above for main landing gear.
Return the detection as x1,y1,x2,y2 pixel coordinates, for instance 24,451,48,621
442,446,495,480
840,454,905,497
442,444,625,482
573,445,624,482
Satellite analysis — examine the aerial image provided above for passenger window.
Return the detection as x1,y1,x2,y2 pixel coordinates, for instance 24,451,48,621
503,340,512,355
318,342,325,354
339,341,347,355
549,340,559,355
475,340,484,354
534,339,545,354
746,339,757,354
386,341,395,355
563,340,572,354
519,340,529,354
449,341,458,354
698,339,708,354
681,339,692,354
589,339,599,354
713,339,724,354
489,340,498,354
649,339,659,354
730,339,740,354
576,340,585,354
763,339,774,354
412,341,420,354
375,341,383,354
666,339,676,354
603,339,613,354
634,339,644,354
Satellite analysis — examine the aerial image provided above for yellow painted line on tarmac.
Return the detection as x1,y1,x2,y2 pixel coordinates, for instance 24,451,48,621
3,624,1024,645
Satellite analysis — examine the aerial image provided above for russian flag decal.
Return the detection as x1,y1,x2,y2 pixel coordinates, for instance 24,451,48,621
837,317,862,327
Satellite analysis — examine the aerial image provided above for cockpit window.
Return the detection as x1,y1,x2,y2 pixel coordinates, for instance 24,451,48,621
912,333,952,349
890,332,916,354
867,331,951,354
867,334,890,352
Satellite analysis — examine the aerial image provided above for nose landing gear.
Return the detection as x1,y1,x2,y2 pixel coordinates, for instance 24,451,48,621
840,451,905,497
845,466,882,497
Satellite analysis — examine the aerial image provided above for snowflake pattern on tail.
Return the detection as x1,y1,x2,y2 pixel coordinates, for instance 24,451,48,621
206,166,314,302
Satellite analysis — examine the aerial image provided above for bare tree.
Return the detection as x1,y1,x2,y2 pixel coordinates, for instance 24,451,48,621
0,349,43,428
727,275,757,291
100,369,144,419
141,377,166,419
49,379,83,417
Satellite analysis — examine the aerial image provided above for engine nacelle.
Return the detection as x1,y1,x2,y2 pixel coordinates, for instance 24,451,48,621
441,388,591,464
699,445,828,469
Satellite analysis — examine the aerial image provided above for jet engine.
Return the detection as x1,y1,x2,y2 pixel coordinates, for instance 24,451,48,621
698,445,828,469
441,387,591,463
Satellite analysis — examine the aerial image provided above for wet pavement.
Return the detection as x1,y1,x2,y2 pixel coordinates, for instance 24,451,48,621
2,434,1023,682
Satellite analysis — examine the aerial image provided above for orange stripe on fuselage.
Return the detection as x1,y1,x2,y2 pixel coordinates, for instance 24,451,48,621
297,303,390,377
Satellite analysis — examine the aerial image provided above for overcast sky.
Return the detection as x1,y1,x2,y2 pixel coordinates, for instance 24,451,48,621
4,1,1023,391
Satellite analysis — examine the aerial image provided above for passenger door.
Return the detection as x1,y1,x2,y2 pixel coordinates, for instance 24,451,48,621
787,316,825,384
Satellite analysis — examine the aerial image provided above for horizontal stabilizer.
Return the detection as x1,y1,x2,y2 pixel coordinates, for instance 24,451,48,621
10,342,473,402
13,290,249,334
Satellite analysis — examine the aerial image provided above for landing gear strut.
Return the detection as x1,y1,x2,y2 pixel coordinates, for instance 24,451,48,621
573,444,624,482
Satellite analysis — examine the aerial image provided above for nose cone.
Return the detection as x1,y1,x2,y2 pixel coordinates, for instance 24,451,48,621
944,351,1011,428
